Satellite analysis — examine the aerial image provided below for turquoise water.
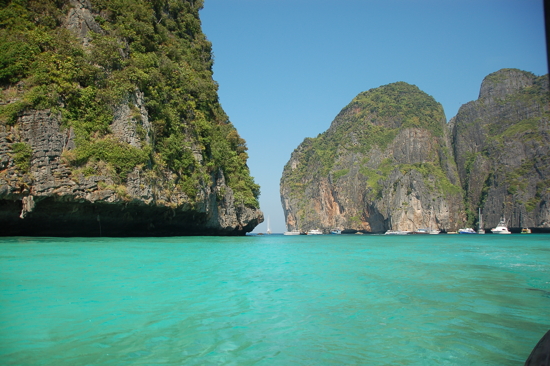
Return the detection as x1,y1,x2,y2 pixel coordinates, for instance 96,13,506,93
1,234,549,365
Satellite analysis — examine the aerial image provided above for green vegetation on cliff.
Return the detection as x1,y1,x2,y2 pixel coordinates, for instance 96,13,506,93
280,82,465,232
453,69,550,226
344,82,445,137
280,69,548,232
283,82,458,199
0,0,259,207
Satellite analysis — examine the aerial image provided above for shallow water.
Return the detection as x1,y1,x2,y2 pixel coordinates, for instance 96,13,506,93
1,234,549,365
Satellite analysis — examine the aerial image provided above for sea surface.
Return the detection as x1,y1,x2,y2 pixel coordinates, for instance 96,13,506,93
0,234,549,365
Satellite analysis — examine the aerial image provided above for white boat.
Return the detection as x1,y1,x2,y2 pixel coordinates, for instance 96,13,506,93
284,229,301,235
384,230,410,235
491,217,511,234
266,216,272,235
307,229,323,235
458,228,476,234
330,228,342,235
415,227,439,234
478,208,485,234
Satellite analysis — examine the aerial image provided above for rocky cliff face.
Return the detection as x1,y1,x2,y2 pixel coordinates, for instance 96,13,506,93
451,68,550,230
281,69,549,233
0,108,259,236
0,0,262,236
280,82,465,233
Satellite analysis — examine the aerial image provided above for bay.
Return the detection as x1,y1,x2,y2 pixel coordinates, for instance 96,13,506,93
0,234,549,365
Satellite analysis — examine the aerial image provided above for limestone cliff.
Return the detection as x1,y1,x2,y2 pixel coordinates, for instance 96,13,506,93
280,82,465,233
0,0,262,236
451,69,550,230
281,69,550,233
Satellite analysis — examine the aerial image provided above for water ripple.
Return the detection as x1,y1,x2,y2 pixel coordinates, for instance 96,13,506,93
0,235,549,364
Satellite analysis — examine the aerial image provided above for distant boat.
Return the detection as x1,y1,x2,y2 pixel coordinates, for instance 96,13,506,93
415,228,439,234
458,228,476,234
414,227,439,234
330,228,342,235
491,217,511,234
307,229,323,235
284,229,301,235
478,208,485,234
519,211,530,234
267,216,272,235
384,230,410,235
447,231,458,234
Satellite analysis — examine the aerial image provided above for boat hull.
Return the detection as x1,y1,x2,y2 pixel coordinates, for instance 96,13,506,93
491,216,511,234
307,229,323,235
385,230,410,235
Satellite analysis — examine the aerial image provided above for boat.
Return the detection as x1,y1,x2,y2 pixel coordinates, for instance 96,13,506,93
478,208,485,234
283,229,301,235
415,226,439,234
266,216,272,235
307,229,323,235
447,231,458,234
384,230,410,235
491,217,511,234
330,228,342,235
519,212,531,234
458,228,476,234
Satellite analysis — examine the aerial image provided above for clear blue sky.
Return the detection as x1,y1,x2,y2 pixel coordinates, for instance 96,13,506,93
200,0,548,234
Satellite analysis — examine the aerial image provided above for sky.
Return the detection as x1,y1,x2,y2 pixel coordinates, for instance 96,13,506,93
199,0,548,234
